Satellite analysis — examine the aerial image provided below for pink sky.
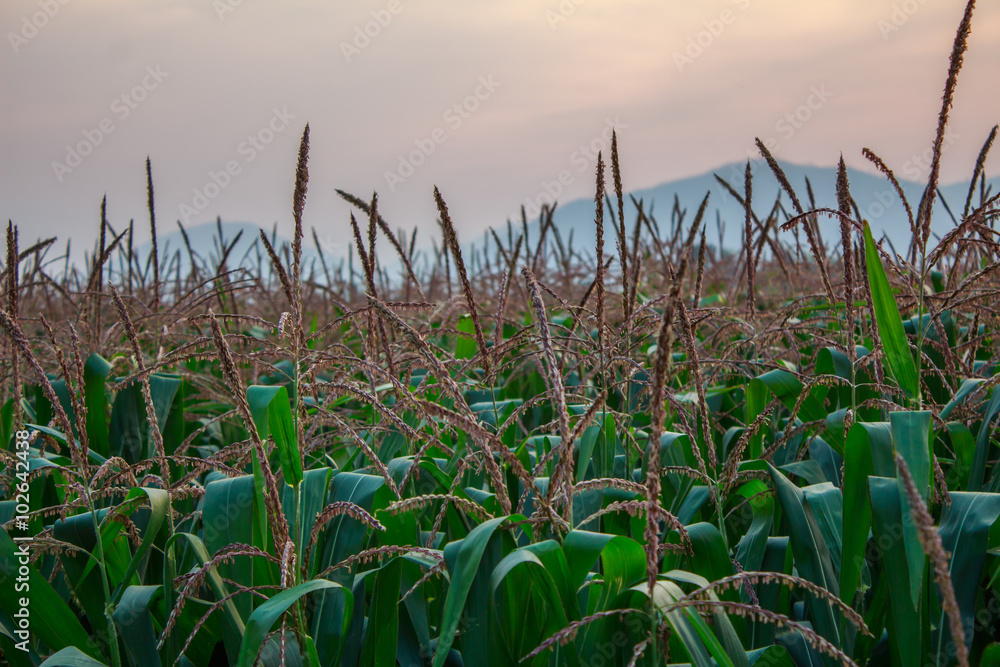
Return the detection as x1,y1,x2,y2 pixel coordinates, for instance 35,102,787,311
2,0,998,257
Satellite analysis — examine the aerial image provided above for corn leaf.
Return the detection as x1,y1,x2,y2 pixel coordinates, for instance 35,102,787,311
863,221,919,401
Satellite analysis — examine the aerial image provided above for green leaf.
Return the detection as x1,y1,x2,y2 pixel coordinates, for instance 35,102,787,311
622,579,720,667
489,549,577,666
802,484,844,591
469,399,522,430
1,398,13,451
868,476,923,667
752,537,791,647
891,410,930,608
311,473,386,666
434,515,523,667
575,413,610,484
519,540,578,622
970,386,1000,491
664,570,749,667
937,492,1000,662
563,530,646,655
749,646,794,666
561,530,646,609
236,579,350,667
99,487,169,603
53,510,133,632
841,423,884,606
752,370,827,425
163,532,246,661
456,315,477,359
0,530,103,660
891,411,931,502
0,633,35,667
685,523,737,591
202,475,274,621
112,586,162,667
940,378,985,420
109,382,144,463
359,558,402,667
982,643,1000,666
734,480,773,575
397,556,435,665
38,648,109,667
282,467,333,561
767,464,841,649
147,374,182,456
643,432,699,516
107,374,181,463
247,384,302,488
863,221,919,401
946,421,976,489
82,354,111,458
598,412,617,480
23,423,68,448
746,379,769,459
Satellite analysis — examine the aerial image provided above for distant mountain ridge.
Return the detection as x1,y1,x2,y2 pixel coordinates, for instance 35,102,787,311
138,221,343,278
543,159,997,257
149,160,997,277
137,221,282,275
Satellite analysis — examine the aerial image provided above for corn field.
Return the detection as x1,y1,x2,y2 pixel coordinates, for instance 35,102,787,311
2,2,1000,666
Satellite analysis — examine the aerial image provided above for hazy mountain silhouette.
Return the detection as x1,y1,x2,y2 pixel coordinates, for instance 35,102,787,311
137,221,285,275
150,161,996,279
541,160,996,258
140,217,364,287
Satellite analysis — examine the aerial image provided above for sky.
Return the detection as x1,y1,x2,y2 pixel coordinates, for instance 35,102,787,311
2,0,998,262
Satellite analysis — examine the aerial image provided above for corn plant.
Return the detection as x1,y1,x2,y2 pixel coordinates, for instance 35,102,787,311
3,2,1000,666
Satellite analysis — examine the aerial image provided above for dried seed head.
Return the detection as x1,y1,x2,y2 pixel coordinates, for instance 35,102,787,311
280,539,296,588
277,311,290,340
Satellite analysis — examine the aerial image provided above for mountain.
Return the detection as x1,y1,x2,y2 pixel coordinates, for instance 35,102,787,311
141,218,363,284
541,160,996,258
145,161,996,279
137,221,276,272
